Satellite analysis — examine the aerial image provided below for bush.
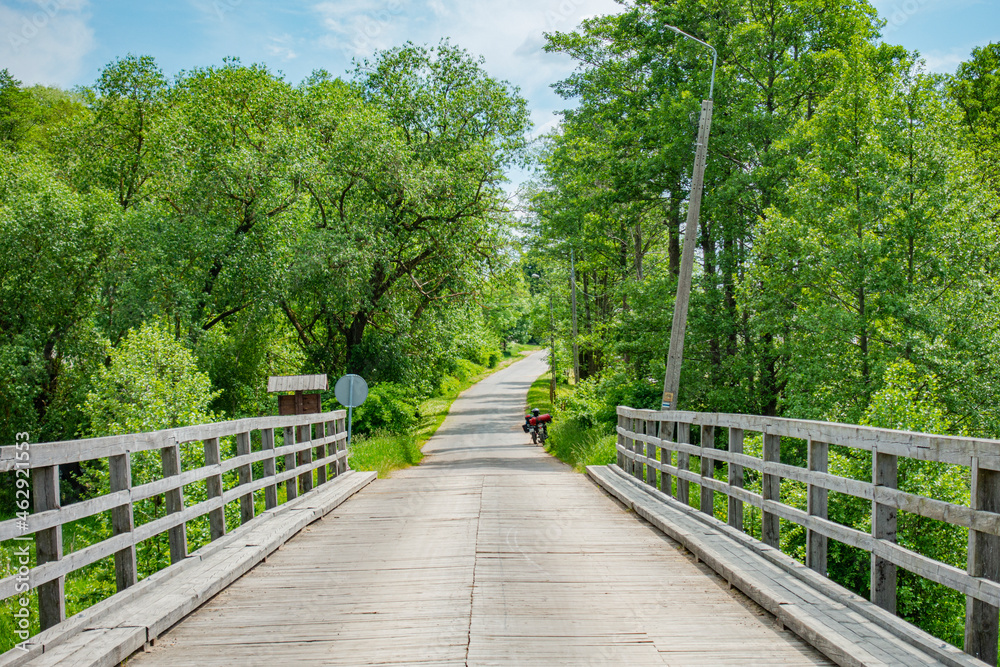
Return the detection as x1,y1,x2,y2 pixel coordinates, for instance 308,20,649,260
352,382,418,434
82,322,218,436
561,370,661,430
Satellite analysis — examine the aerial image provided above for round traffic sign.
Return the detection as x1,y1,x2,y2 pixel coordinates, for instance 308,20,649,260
334,374,369,408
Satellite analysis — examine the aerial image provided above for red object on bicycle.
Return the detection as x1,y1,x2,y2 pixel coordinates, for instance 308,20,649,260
529,414,552,425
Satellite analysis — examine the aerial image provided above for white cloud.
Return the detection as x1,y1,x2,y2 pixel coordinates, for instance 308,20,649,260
920,47,971,73
267,34,299,61
0,0,95,86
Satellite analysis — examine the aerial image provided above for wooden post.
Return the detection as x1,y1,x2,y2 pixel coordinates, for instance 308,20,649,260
646,419,657,487
261,429,278,510
297,424,314,494
727,428,744,531
966,458,1000,664
807,439,829,575
762,432,781,549
660,421,673,495
700,425,715,517
616,413,625,469
676,423,690,506
339,416,350,472
283,426,298,501
160,440,188,564
871,449,898,613
316,421,328,486
236,432,255,525
203,437,226,539
325,419,338,479
633,416,643,481
109,453,137,592
32,465,65,630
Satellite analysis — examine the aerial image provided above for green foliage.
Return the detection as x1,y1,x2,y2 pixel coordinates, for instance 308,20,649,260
352,382,419,435
546,419,616,471
82,323,219,436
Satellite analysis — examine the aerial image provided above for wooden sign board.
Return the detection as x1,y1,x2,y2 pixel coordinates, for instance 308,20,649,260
278,393,321,416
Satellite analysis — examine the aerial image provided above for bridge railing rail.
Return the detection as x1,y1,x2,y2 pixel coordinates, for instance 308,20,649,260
616,406,1000,661
0,409,349,633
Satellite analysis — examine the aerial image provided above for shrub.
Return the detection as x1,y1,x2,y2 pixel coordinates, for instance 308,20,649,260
352,382,418,434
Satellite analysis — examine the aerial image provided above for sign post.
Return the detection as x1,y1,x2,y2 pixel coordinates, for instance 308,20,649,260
334,374,369,449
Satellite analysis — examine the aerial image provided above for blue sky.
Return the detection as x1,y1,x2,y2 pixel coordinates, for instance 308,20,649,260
2,0,998,188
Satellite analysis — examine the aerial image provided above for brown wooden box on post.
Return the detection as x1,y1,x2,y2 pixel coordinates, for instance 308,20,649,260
268,375,328,495
268,375,328,416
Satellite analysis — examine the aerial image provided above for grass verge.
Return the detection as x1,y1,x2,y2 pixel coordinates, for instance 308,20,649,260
525,373,616,472
348,345,543,478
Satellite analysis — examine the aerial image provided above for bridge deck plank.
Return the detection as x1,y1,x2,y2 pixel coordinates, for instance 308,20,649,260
128,353,832,666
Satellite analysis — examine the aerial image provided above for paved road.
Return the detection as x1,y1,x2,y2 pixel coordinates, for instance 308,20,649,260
135,352,831,665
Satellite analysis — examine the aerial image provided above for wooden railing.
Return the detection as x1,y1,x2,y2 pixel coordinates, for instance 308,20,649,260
0,410,349,632
616,406,1000,663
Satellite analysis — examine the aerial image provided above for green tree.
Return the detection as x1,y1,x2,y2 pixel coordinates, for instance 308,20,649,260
82,322,218,436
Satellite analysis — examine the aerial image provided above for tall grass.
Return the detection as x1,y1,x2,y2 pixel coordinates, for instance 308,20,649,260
524,374,613,472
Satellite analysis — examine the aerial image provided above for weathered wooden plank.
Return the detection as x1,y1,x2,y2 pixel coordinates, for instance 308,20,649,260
32,465,64,630
700,425,715,518
676,422,690,506
236,432,255,525
645,419,657,488
283,426,298,501
762,432,781,549
203,438,226,541
109,453,137,592
159,443,187,564
591,464,986,667
261,428,278,510
871,449,898,613
0,411,349,470
617,407,1000,469
807,439,828,576
965,459,1000,664
728,428,744,532
266,374,328,392
0,490,129,543
130,464,220,503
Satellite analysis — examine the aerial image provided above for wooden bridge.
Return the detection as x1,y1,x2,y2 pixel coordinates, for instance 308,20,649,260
2,352,999,665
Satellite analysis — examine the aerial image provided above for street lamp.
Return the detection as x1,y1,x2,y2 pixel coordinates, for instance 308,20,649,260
660,24,718,411
531,273,557,405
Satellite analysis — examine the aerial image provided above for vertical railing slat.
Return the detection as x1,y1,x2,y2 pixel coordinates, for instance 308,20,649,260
203,437,226,540
109,453,137,592
700,425,715,517
284,426,298,501
965,458,1000,664
236,432,255,525
676,423,690,506
807,438,829,575
727,428,744,531
660,420,672,495
298,424,314,494
32,464,65,630
761,432,781,549
316,420,328,486
261,428,278,510
871,448,898,613
645,418,657,487
160,439,188,564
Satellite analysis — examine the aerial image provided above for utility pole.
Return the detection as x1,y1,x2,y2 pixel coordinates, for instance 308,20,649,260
570,248,580,384
661,26,717,411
